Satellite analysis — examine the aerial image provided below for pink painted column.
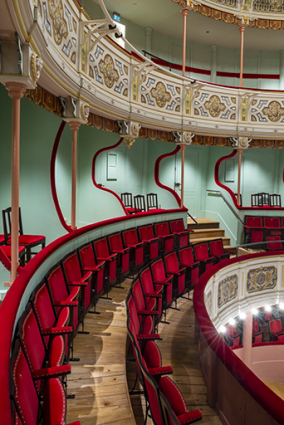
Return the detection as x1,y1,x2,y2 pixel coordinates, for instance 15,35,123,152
242,310,253,368
5,82,26,284
237,149,243,206
181,9,189,77
239,25,246,88
180,144,186,207
69,121,80,230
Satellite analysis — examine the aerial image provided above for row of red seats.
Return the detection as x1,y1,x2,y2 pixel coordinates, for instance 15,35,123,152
126,255,203,424
9,218,190,424
244,215,284,245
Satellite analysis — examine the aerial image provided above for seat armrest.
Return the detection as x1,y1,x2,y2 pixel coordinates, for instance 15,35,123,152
149,365,173,376
32,364,71,380
42,326,73,336
138,309,159,316
54,300,78,307
137,333,161,341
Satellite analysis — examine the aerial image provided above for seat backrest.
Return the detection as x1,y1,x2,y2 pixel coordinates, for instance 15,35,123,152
11,341,39,425
32,282,57,346
146,193,158,210
127,295,141,336
164,252,179,273
154,222,170,237
122,228,139,246
245,216,263,228
151,258,167,282
264,217,280,228
169,219,185,233
78,243,97,269
208,239,224,257
178,246,195,266
43,378,67,425
260,192,270,206
2,207,24,243
62,252,82,282
270,194,281,207
108,233,124,252
132,277,146,312
252,318,260,335
250,229,264,243
266,236,282,250
140,267,155,294
269,319,282,334
134,195,146,212
226,324,237,338
121,192,133,208
93,238,110,258
193,243,209,261
251,194,262,207
137,225,155,241
46,265,69,303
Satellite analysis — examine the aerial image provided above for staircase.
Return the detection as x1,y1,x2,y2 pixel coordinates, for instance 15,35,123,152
187,218,233,249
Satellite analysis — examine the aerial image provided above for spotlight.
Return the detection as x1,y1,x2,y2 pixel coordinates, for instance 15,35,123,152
265,305,272,312
229,318,236,325
251,308,258,315
239,312,246,320
279,303,284,311
219,325,226,333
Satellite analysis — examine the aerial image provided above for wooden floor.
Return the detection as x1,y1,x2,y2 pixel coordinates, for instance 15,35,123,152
66,277,222,425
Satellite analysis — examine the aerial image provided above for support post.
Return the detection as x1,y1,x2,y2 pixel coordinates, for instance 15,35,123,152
237,148,243,206
69,121,81,231
5,82,26,284
180,144,186,207
242,310,253,369
181,8,189,77
239,25,246,88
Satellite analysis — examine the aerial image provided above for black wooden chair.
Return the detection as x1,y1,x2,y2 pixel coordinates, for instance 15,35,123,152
134,194,146,213
121,192,136,214
147,193,158,211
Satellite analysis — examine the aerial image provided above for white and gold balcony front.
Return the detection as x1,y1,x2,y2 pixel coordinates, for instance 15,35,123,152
3,0,284,140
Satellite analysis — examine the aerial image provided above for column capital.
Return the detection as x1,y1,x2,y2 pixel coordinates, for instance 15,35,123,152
69,121,81,132
173,131,195,146
180,7,190,16
5,82,26,100
117,120,141,149
239,24,247,33
230,136,251,149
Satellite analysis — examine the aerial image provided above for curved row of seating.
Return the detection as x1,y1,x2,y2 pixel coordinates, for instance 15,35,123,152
244,215,284,245
8,212,231,425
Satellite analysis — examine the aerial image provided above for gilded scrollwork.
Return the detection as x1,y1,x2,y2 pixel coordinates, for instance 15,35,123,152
48,0,68,45
263,101,284,122
99,54,119,89
204,95,226,117
31,52,43,82
247,266,277,293
150,82,171,108
218,275,238,308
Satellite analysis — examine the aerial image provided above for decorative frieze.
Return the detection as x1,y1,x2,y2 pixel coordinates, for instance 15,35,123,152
218,275,238,308
247,266,277,293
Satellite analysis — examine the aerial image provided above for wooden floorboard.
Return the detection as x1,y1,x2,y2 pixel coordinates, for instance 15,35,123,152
66,276,222,425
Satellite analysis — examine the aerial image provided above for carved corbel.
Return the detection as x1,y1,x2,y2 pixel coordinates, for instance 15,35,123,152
230,137,252,149
131,62,155,85
79,19,121,52
60,96,90,123
117,120,141,149
173,131,195,145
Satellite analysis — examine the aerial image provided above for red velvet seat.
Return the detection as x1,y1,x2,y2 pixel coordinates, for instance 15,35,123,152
252,318,266,343
248,228,265,246
2,207,46,262
18,305,71,393
46,265,80,337
178,246,200,292
0,244,26,267
62,252,93,317
108,232,130,276
208,239,231,262
137,224,160,260
151,258,174,310
11,342,79,425
266,236,283,251
0,234,4,244
269,319,284,341
153,222,175,254
132,277,159,330
169,218,191,249
192,242,216,273
226,324,242,347
78,243,105,296
93,237,118,288
164,251,187,300
31,281,71,357
127,294,158,338
140,267,163,320
122,228,145,269
244,215,264,244
264,217,282,237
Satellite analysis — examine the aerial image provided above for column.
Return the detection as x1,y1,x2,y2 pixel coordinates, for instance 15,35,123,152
239,25,246,88
145,27,152,54
210,45,217,83
181,8,189,77
237,149,243,206
5,82,26,284
242,310,253,368
280,50,284,90
180,144,186,207
69,121,81,231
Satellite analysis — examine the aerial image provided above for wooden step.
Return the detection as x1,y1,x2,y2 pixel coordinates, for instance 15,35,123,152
190,228,225,240
187,218,220,230
191,236,231,246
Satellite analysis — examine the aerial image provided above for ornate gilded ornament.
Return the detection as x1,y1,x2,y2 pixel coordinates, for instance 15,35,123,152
263,101,284,122
218,275,238,308
131,122,140,137
31,52,43,82
48,0,68,45
150,82,171,108
99,54,119,89
81,103,90,122
247,266,277,293
230,137,251,149
204,95,226,117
